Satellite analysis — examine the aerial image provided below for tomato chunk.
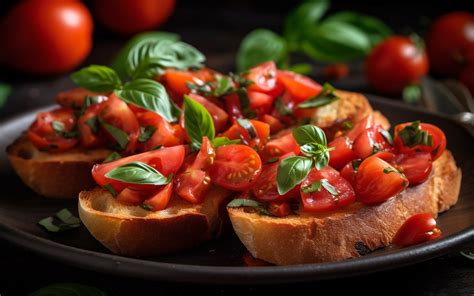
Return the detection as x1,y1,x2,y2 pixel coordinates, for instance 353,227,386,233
394,122,446,160
393,213,441,247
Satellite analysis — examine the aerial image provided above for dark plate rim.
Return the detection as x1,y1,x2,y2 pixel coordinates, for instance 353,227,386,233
0,95,473,285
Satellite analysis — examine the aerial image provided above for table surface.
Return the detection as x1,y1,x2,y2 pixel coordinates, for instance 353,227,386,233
1,3,473,294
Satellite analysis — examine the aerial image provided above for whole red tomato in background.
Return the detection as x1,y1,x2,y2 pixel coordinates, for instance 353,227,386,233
93,0,176,35
366,36,429,95
458,47,474,94
0,0,93,75
425,12,474,77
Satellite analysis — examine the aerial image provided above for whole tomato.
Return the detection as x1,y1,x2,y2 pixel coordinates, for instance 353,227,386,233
426,12,474,77
366,36,429,95
93,0,176,35
0,0,93,75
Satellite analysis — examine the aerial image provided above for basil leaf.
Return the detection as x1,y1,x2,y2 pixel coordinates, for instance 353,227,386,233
51,121,65,133
292,125,327,146
138,125,157,143
85,116,99,134
379,129,394,145
38,209,81,233
111,31,180,78
383,167,398,174
0,82,11,108
301,21,371,62
100,120,129,150
104,183,117,197
214,76,233,96
284,0,330,49
324,11,392,47
275,97,293,116
402,84,422,104
211,137,242,148
397,121,433,147
277,156,313,195
287,63,313,75
298,83,339,109
237,29,288,71
105,161,172,185
71,65,122,92
29,283,107,296
236,88,256,118
321,179,338,196
301,180,322,194
115,79,177,122
164,41,205,70
299,143,330,170
56,208,81,225
227,199,272,216
103,152,121,163
184,95,215,150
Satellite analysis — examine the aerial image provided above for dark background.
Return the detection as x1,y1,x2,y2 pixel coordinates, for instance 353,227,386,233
1,0,474,295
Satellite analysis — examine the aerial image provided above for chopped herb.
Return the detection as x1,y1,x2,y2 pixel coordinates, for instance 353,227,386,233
236,88,256,118
38,208,81,233
266,157,279,164
236,118,257,139
103,151,121,163
379,129,393,145
397,121,433,148
275,96,293,116
383,167,397,174
402,180,408,187
211,137,242,148
342,120,353,130
138,125,157,143
301,180,322,194
298,83,339,109
321,179,339,196
100,120,129,150
51,121,65,133
227,198,272,216
352,159,362,171
104,183,117,197
151,145,163,150
85,116,99,134
140,204,153,211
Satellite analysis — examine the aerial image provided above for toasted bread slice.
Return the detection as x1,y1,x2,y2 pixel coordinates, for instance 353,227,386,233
228,150,461,265
7,135,111,199
78,186,233,256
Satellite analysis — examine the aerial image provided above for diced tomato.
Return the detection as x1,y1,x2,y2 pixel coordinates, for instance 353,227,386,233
210,144,262,191
116,188,148,206
261,114,284,134
92,145,185,192
328,136,357,170
78,103,104,148
248,91,275,117
188,94,229,132
340,160,360,188
27,107,78,152
222,120,270,151
137,111,183,151
162,68,215,102
356,155,408,204
268,202,291,217
300,166,356,212
393,152,433,185
394,122,446,161
393,213,441,247
352,124,392,159
242,252,272,266
246,61,279,95
346,114,374,141
142,182,174,211
55,87,107,109
277,70,322,104
224,93,244,121
260,132,299,162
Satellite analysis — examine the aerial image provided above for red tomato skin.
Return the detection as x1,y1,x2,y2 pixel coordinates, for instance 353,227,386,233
162,68,214,102
340,160,359,188
328,136,357,170
93,0,175,35
426,12,474,77
224,93,244,121
356,156,409,205
222,120,270,151
300,166,356,213
260,132,300,162
78,103,105,149
246,61,278,94
210,145,262,191
366,36,428,95
55,88,108,109
392,213,441,247
277,70,322,104
394,122,446,161
1,0,93,75
116,188,149,206
142,182,174,211
268,202,291,217
137,112,183,151
352,125,392,159
261,114,284,134
393,152,433,185
248,91,275,117
188,94,229,132
346,114,375,141
175,169,211,204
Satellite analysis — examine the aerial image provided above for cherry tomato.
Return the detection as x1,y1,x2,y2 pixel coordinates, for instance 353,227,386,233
251,153,298,202
366,36,428,95
188,94,229,132
248,91,275,117
116,188,148,206
99,94,140,154
92,145,185,192
393,213,441,247
261,114,284,134
394,122,446,161
210,144,262,191
246,62,279,95
78,103,105,148
223,93,244,121
260,132,300,162
268,202,291,217
328,136,357,170
356,156,408,204
93,0,175,35
340,160,360,188
0,0,93,75
162,68,215,102
55,88,108,109
137,111,183,151
393,152,433,185
352,125,392,159
27,107,78,152
277,70,322,104
346,114,375,141
426,12,474,77
221,120,270,151
142,182,174,211
300,166,356,212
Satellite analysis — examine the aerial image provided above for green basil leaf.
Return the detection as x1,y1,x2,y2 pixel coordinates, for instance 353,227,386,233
402,84,422,104
138,125,157,143
287,63,313,75
85,116,99,134
236,88,256,118
277,156,313,195
301,21,371,63
105,161,172,185
115,79,177,122
56,208,81,225
214,76,233,96
321,179,338,196
397,121,433,147
51,121,65,133
0,82,11,108
292,125,327,146
184,95,215,150
100,120,129,150
38,209,82,233
104,183,117,197
284,0,330,49
164,41,206,70
71,65,122,92
298,82,339,109
29,283,107,296
227,198,272,216
211,137,242,148
103,152,121,163
237,29,288,71
301,179,322,194
324,11,392,47
111,31,180,78
379,128,394,145
275,96,293,116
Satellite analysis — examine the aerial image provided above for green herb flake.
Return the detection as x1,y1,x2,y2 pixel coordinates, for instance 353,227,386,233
275,97,293,116
236,118,257,139
301,180,322,194
298,83,339,109
321,179,339,196
265,157,279,164
227,198,272,216
51,121,65,133
100,120,129,150
140,204,154,211
342,120,353,131
379,129,394,145
85,116,99,134
103,152,121,163
38,209,81,233
104,183,118,197
138,125,157,143
398,121,433,148
383,167,397,174
211,137,242,148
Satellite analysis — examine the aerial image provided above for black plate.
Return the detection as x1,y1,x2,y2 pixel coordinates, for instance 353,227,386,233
0,95,473,285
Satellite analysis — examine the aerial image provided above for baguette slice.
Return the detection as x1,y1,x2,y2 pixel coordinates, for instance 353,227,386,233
7,135,111,199
228,150,461,265
78,186,233,256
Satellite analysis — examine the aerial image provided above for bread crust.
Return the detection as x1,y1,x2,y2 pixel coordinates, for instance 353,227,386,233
7,136,110,199
228,150,461,265
78,186,233,256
